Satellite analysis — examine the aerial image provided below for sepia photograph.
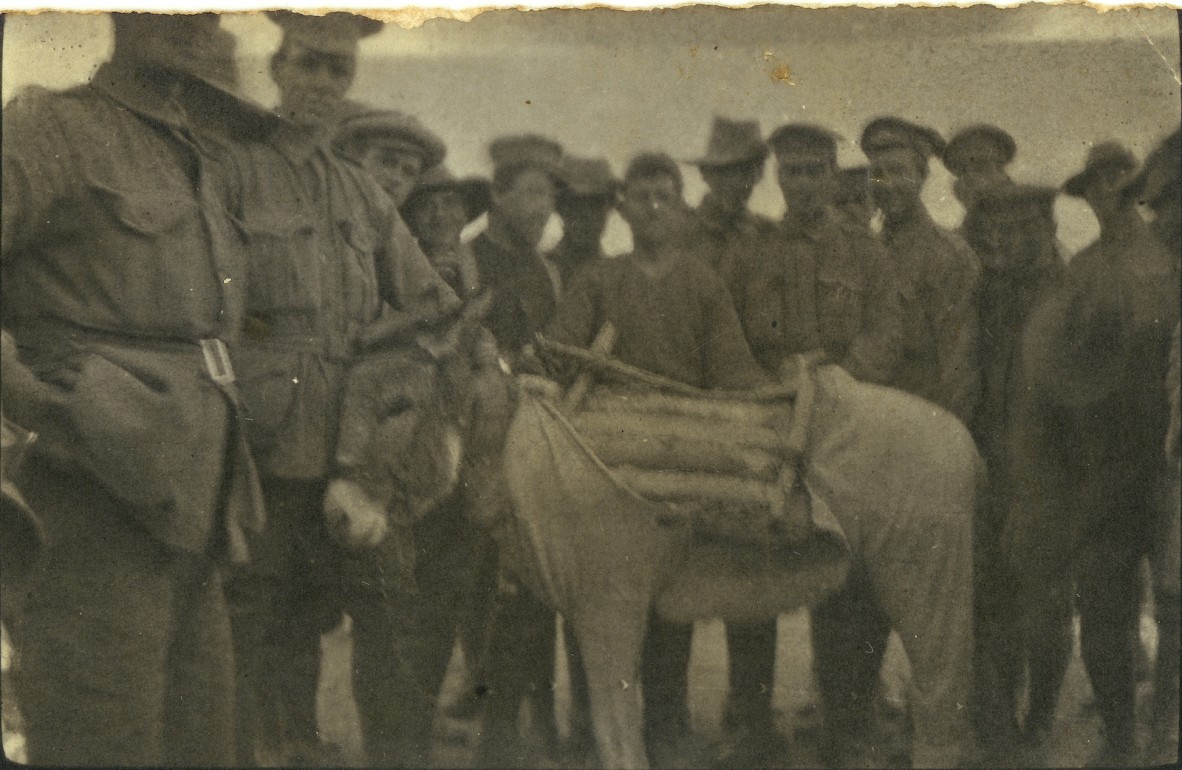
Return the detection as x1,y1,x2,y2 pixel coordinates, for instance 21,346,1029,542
1,5,1180,769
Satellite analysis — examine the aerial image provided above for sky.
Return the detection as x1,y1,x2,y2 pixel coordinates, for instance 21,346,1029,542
4,7,1180,253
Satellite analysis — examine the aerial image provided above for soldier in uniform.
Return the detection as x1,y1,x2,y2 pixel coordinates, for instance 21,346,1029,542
720,123,904,767
0,14,267,765
688,116,777,272
469,134,570,764
862,117,980,425
549,155,619,285
334,106,447,208
225,12,463,766
402,165,492,298
959,184,1064,756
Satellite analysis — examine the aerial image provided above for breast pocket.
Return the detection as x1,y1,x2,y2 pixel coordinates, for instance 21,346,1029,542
816,266,865,347
239,215,319,314
336,218,381,323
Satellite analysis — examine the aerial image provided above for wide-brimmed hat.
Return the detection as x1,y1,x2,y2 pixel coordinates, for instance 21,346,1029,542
401,165,492,223
943,124,1017,177
558,156,619,198
860,116,946,161
1120,127,1180,209
488,134,564,179
109,13,279,137
691,116,768,168
1062,141,1137,198
767,123,842,164
267,11,383,56
334,106,447,171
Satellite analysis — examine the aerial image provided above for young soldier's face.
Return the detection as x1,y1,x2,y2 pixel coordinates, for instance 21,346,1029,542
700,162,764,209
775,150,836,218
271,41,357,129
355,140,425,208
619,174,685,246
493,167,557,248
405,189,469,252
870,147,926,221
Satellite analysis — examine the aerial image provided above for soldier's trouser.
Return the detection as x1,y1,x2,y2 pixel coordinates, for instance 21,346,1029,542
12,456,235,767
1076,540,1145,752
810,564,891,742
640,613,694,742
226,478,342,763
723,620,778,733
344,494,483,767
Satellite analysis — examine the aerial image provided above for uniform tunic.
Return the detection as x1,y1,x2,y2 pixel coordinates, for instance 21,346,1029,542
721,209,904,383
230,127,458,480
546,254,769,390
1,60,261,767
474,230,562,356
881,209,981,423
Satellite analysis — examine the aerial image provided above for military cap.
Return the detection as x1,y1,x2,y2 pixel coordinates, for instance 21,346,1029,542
943,124,1017,177
1121,127,1180,209
624,151,683,192
767,123,842,163
691,116,769,168
267,11,383,56
401,165,492,224
558,156,620,198
972,183,1057,224
860,116,946,160
334,106,447,171
835,166,872,205
488,134,564,177
1062,141,1137,198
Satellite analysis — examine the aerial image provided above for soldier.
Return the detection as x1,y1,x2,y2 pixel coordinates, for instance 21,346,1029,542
720,122,905,767
402,165,492,298
469,133,571,765
862,117,980,425
943,124,1017,211
225,12,463,766
549,155,619,284
545,151,772,769
688,116,777,272
334,106,447,207
960,184,1064,757
0,14,266,765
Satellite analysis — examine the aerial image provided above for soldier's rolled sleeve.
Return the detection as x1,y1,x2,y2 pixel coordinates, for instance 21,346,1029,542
842,238,903,385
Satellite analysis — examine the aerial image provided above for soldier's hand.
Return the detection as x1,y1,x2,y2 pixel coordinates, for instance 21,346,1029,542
324,478,389,550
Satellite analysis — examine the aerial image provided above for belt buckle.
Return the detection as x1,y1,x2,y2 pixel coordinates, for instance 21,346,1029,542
200,338,236,386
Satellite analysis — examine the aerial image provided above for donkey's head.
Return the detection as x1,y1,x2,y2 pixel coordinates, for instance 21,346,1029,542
326,296,515,549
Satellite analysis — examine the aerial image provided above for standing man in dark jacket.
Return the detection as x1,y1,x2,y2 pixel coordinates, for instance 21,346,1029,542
470,134,572,764
960,183,1064,756
0,14,266,766
689,116,778,273
862,117,980,425
720,122,904,767
226,12,462,766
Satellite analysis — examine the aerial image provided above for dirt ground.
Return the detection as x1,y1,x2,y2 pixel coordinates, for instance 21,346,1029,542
314,607,1171,769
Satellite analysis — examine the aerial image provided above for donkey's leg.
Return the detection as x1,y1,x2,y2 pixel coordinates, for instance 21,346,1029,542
569,604,650,770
